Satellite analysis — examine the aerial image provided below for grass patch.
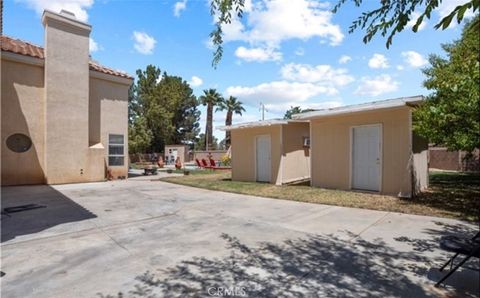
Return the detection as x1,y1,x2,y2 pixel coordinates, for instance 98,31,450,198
160,170,479,222
158,168,217,175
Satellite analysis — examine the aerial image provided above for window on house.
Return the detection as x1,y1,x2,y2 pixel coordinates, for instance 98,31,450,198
108,134,124,166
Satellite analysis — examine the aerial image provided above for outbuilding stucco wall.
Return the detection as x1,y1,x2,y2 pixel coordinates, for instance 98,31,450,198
231,126,282,184
281,122,310,183
310,107,412,196
1,60,46,185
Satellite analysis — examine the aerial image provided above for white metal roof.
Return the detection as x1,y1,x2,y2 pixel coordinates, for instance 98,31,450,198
218,119,307,131
292,95,424,120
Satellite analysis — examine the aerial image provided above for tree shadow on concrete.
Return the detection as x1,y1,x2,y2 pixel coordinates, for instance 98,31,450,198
97,233,454,298
1,185,96,243
394,221,477,253
393,221,479,297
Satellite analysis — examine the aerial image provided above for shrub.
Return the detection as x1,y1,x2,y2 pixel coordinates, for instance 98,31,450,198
220,154,231,166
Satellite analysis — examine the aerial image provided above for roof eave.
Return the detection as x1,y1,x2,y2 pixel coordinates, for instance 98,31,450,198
218,119,308,131
293,96,425,120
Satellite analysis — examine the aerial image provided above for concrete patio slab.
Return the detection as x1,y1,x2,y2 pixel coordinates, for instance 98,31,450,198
1,179,478,297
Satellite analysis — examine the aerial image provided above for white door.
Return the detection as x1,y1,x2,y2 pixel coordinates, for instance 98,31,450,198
352,125,381,191
256,135,271,182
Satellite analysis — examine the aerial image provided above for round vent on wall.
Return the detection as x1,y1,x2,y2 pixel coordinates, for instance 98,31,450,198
6,133,32,153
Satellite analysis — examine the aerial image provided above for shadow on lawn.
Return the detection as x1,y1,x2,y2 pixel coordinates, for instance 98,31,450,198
96,232,466,298
410,172,480,222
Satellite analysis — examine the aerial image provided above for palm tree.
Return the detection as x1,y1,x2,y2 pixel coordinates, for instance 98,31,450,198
217,96,245,148
199,89,223,150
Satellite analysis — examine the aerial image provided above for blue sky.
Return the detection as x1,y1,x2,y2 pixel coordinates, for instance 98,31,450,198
4,0,473,140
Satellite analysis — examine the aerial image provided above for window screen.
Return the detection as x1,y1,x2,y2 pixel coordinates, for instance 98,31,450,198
108,134,124,166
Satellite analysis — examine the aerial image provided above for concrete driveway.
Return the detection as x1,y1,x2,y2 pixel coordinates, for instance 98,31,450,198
1,177,478,297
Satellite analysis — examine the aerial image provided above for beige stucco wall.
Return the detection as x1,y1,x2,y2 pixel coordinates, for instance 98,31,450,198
310,107,413,196
1,12,130,185
1,59,46,185
43,13,92,184
231,125,282,184
90,76,129,179
281,122,310,183
1,59,129,185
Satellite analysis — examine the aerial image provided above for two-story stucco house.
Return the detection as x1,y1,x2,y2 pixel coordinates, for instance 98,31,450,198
1,10,133,186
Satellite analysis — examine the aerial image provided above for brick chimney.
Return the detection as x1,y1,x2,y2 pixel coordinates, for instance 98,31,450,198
42,10,92,184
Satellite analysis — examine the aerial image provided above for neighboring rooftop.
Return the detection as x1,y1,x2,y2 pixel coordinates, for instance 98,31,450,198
1,35,133,79
293,95,424,120
218,119,307,131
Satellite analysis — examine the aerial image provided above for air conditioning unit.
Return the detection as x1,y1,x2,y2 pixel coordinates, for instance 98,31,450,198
303,137,310,147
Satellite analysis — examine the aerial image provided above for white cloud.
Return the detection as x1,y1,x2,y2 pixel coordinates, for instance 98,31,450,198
437,0,476,27
338,55,352,64
89,38,100,53
189,76,203,87
401,51,428,67
294,47,305,56
354,75,399,97
396,65,404,71
221,0,343,47
368,54,389,69
173,0,187,17
280,63,354,86
235,46,282,62
132,31,156,55
17,0,94,22
225,61,354,112
226,81,338,107
406,12,427,31
264,100,342,113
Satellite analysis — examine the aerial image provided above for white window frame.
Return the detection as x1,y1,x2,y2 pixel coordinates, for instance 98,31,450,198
108,134,125,166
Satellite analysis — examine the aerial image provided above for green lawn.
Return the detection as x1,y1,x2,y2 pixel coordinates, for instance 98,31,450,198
157,168,218,175
160,170,480,222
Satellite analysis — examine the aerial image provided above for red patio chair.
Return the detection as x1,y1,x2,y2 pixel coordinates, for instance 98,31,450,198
209,158,231,170
209,158,216,167
201,159,212,168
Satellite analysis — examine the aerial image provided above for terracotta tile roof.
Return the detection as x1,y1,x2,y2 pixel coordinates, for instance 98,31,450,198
1,35,133,79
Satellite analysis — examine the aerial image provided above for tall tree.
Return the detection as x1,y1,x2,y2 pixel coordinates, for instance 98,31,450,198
128,65,200,153
284,106,315,119
195,133,219,151
128,117,152,154
333,0,479,48
208,0,479,66
414,16,480,153
137,66,173,152
199,89,223,150
284,106,303,119
157,74,200,146
217,96,245,148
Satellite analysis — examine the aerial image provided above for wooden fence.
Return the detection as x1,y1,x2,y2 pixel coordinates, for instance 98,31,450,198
429,147,479,171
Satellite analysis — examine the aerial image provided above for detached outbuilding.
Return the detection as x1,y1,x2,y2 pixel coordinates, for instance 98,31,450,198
221,120,310,185
165,144,189,165
294,96,428,197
